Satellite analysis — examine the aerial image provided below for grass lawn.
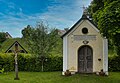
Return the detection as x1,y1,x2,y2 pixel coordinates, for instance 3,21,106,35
0,72,120,83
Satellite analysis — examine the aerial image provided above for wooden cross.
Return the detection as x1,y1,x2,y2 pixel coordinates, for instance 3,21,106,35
80,5,88,15
82,5,86,11
13,43,20,80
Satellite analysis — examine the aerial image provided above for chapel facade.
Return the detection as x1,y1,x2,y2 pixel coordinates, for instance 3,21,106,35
62,12,108,75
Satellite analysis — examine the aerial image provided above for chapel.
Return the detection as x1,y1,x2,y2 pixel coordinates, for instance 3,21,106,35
62,10,108,75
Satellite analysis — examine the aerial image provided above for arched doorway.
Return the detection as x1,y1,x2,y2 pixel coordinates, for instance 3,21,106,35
78,45,93,73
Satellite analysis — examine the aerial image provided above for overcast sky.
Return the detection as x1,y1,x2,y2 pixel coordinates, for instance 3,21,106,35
0,0,92,37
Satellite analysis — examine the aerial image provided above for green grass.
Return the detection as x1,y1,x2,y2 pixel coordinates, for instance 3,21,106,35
0,72,120,83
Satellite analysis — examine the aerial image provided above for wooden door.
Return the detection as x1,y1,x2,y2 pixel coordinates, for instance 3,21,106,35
78,46,93,73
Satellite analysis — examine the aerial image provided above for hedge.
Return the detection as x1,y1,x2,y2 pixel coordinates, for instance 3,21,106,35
0,53,120,72
0,53,14,72
108,56,120,71
0,53,63,72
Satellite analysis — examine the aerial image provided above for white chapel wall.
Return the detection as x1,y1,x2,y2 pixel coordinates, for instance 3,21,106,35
66,20,104,72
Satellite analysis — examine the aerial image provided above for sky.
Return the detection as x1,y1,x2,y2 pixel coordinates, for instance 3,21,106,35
0,0,92,38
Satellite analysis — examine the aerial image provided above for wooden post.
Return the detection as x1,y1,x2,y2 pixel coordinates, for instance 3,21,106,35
14,43,19,80
41,60,44,72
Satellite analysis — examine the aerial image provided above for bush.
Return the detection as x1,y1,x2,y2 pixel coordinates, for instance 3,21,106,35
0,53,63,72
43,56,63,71
0,68,4,73
0,53,14,72
1,53,120,72
109,56,120,71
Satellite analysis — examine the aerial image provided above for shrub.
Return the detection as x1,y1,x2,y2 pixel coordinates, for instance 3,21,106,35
0,53,63,72
108,56,120,71
0,68,4,73
1,53,120,72
43,56,63,71
0,53,14,72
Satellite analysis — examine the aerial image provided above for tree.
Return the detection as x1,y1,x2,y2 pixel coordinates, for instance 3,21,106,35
97,1,120,54
88,0,118,23
97,1,120,38
22,22,62,71
0,32,6,43
22,25,36,53
0,32,7,48
87,0,104,22
88,0,120,55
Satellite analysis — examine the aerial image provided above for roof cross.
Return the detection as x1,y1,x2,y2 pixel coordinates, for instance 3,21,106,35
82,5,88,15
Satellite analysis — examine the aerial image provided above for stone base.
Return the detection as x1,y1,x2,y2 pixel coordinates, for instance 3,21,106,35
96,71,108,76
62,71,76,75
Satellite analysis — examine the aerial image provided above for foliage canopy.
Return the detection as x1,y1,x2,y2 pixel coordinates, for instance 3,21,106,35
22,22,62,57
88,0,120,54
0,32,6,44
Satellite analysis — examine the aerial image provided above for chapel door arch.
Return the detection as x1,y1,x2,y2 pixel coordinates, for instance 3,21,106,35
78,45,93,73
